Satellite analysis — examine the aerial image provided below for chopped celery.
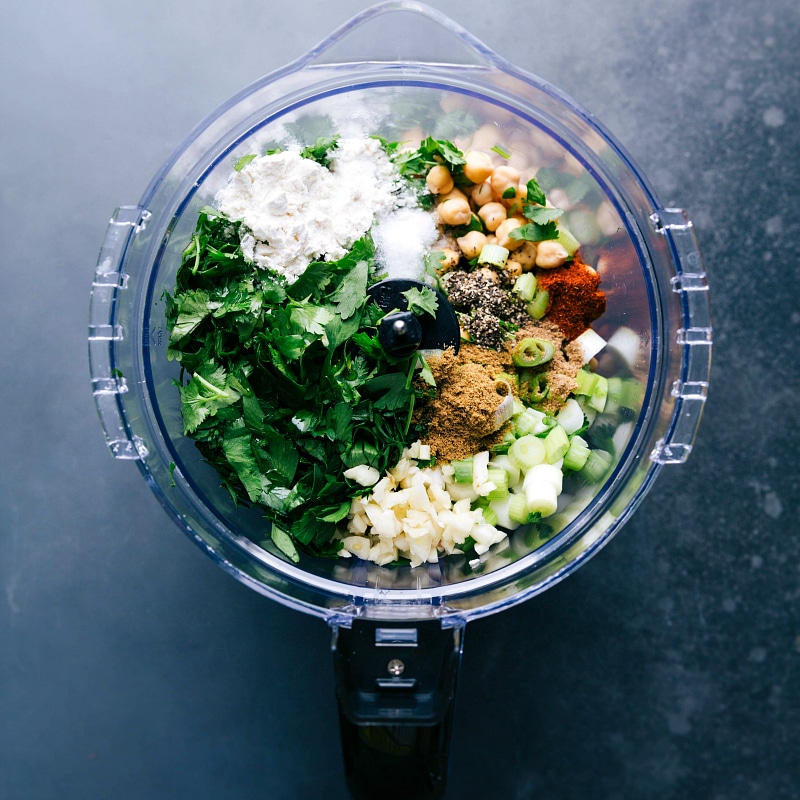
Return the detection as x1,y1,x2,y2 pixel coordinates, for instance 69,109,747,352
544,424,570,463
478,503,499,527
452,457,474,483
588,374,609,412
486,467,509,499
508,493,530,524
513,407,545,437
478,243,509,268
490,454,520,488
607,376,644,410
508,435,546,471
581,449,613,483
563,435,590,472
556,224,581,255
512,272,537,302
526,289,549,320
575,368,600,397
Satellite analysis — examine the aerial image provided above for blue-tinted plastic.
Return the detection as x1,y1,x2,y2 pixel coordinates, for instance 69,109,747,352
89,1,711,623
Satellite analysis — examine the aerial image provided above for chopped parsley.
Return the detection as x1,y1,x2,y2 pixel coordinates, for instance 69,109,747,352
164,209,428,556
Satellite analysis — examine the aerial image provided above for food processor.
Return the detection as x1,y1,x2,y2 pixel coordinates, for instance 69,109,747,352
88,3,712,797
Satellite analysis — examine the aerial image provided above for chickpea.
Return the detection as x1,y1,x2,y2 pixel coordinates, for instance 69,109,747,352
476,267,499,284
535,240,570,269
426,165,454,195
437,187,468,204
495,217,525,251
456,230,488,260
515,242,538,271
463,150,494,183
490,165,521,200
470,181,494,207
437,197,472,226
505,260,523,280
478,201,508,232
437,248,460,271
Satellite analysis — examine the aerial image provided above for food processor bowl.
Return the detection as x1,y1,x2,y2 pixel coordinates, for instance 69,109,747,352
89,3,711,797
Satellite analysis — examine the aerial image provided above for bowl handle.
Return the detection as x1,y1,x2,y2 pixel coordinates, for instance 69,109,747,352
89,206,151,461
648,209,712,465
299,1,503,69
330,615,465,799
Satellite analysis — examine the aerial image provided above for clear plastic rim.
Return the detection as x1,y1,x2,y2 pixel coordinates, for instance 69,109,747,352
130,75,669,619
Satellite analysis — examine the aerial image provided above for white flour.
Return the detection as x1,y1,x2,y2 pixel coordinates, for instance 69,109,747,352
216,137,402,282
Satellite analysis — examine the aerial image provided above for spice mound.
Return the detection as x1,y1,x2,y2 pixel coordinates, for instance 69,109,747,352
536,257,606,341
421,346,512,461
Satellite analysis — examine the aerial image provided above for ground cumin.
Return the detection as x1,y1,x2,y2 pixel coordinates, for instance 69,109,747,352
417,323,584,462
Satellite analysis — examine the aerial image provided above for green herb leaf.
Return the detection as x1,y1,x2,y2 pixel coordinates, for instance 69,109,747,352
270,526,300,562
330,260,369,320
401,286,439,318
300,135,340,168
525,177,548,206
509,221,560,243
522,205,564,225
233,153,258,172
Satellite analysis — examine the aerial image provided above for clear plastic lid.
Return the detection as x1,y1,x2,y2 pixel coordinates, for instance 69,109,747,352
89,1,711,622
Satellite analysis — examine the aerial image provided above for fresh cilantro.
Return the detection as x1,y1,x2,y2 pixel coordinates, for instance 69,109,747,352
300,135,340,168
491,144,511,159
329,260,368,320
270,526,300,563
167,214,419,556
401,285,439,318
233,153,258,171
525,177,548,206
178,362,242,433
523,205,564,225
509,221,560,243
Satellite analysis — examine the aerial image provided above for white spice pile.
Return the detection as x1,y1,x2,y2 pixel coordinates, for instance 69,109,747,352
216,137,400,281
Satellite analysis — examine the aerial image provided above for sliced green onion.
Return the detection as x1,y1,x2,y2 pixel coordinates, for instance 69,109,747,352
486,467,509,499
522,372,549,405
523,479,558,517
512,272,537,302
526,290,549,320
588,374,609,412
608,376,643,410
544,424,570,464
581,449,613,483
490,455,521,488
508,435,547,471
563,435,590,472
513,337,555,368
508,493,530,524
575,368,600,397
478,504,499,527
556,224,581,256
478,243,509,268
452,457,474,484
556,398,585,435
490,430,517,455
513,407,545,437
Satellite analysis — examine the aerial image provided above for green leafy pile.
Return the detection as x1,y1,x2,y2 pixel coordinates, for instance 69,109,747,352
164,208,432,560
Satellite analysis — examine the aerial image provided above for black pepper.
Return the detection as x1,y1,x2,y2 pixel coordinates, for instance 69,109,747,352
443,269,529,348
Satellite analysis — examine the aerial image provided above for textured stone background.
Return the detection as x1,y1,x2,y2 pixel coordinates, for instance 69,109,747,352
2,1,798,798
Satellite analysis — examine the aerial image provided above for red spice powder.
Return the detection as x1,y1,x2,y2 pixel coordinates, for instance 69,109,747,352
536,257,606,340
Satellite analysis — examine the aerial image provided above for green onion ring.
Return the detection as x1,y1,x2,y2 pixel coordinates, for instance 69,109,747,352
512,337,556,368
